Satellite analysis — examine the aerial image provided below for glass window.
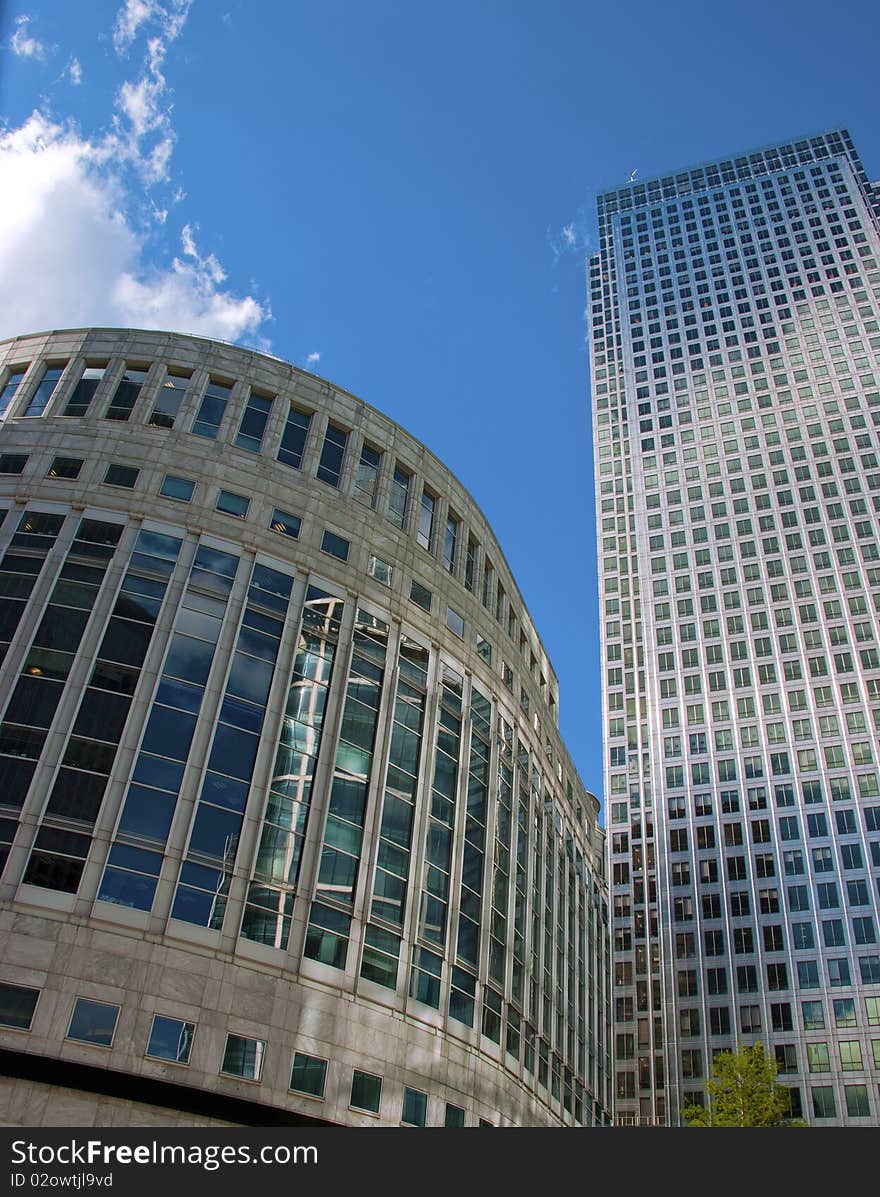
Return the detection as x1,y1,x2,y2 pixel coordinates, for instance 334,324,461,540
845,1085,870,1118
368,554,392,586
417,490,436,551
350,1069,382,1114
410,580,431,611
107,366,150,421
444,513,459,572
269,508,301,539
811,1087,836,1119
63,366,106,417
221,1033,264,1080
353,443,381,507
23,365,65,416
0,368,27,417
216,490,249,519
192,378,232,439
149,371,190,429
67,998,119,1047
146,1014,194,1064
0,982,39,1029
160,475,195,502
316,423,347,487
444,1103,465,1127
277,407,312,470
321,530,350,561
388,465,411,528
0,452,28,473
402,1086,427,1127
235,392,273,453
102,463,139,489
47,457,83,479
446,606,464,638
290,1052,327,1098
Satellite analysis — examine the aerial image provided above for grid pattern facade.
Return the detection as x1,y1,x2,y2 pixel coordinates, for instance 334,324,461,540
0,328,611,1127
589,130,880,1125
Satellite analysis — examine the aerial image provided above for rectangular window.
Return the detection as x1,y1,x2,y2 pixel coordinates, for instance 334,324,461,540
0,982,39,1030
410,579,431,612
47,457,83,479
446,606,464,638
289,1052,327,1098
350,1070,382,1114
67,998,119,1048
368,554,392,586
445,1103,465,1127
316,422,348,487
388,465,411,528
160,475,195,502
235,392,273,452
321,530,350,561
102,463,139,489
0,368,27,417
402,1087,427,1127
149,371,190,429
417,490,436,551
192,378,232,439
0,453,28,474
23,365,65,416
221,1033,264,1081
106,366,149,421
64,366,106,417
353,443,381,507
216,490,249,519
269,508,301,539
465,536,478,592
277,406,312,469
146,1015,194,1064
811,1087,836,1119
845,1085,870,1118
444,513,459,572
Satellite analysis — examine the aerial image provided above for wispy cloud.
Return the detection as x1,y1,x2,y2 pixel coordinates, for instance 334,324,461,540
305,351,321,367
547,206,594,265
65,57,83,86
10,14,53,61
108,3,192,183
0,2,270,347
113,0,191,56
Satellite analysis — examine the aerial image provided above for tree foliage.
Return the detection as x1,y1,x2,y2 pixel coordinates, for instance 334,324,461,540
681,1042,799,1127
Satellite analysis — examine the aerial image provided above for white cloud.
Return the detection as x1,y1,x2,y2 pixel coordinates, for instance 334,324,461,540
0,2,271,348
0,112,269,345
548,210,594,264
305,352,321,366
113,0,191,56
10,15,52,61
111,32,180,183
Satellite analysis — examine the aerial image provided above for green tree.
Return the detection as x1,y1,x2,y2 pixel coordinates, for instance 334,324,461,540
681,1042,801,1127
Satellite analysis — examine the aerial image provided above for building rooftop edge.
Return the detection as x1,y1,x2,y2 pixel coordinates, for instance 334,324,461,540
596,126,856,202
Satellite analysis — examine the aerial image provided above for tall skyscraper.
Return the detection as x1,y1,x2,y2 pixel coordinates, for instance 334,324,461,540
590,130,880,1125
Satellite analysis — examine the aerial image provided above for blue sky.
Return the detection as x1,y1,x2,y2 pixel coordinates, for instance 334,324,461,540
1,1,879,807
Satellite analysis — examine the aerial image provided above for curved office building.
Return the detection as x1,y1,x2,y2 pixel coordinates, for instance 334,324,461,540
0,328,610,1128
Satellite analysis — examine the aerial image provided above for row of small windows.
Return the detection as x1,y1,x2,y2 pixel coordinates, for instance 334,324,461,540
0,453,543,737
0,356,541,672
600,135,858,211
0,356,558,723
0,983,490,1126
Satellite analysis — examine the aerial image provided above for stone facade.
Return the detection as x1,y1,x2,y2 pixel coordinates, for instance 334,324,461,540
0,328,611,1127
